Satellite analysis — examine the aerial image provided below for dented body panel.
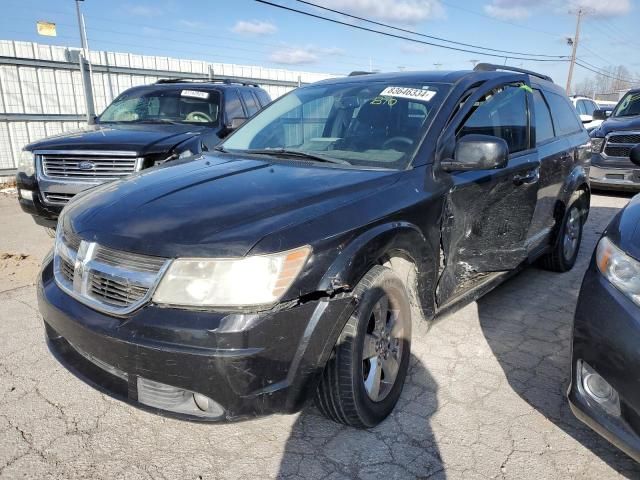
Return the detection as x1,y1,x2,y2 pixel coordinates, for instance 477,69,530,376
38,69,591,421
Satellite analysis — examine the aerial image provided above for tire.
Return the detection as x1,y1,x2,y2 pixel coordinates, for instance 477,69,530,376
540,201,583,272
314,265,412,428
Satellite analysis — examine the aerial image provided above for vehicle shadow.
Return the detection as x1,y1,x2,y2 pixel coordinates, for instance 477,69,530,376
477,204,640,477
275,354,445,479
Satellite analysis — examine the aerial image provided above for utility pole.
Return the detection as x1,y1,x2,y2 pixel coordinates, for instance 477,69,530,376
566,8,584,94
75,0,96,122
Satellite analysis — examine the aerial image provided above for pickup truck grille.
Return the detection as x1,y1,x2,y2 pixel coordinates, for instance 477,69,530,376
53,226,169,315
39,150,141,181
603,132,640,159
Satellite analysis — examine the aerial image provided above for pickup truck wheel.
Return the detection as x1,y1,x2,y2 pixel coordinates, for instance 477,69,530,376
314,265,411,428
540,202,583,272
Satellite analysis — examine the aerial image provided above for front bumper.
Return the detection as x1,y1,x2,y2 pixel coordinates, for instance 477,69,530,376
589,163,640,191
38,259,355,421
569,260,640,462
16,172,61,228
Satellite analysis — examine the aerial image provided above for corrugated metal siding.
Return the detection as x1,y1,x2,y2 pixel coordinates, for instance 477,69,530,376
0,39,334,171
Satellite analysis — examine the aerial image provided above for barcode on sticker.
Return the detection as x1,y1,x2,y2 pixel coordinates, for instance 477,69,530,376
181,90,209,99
379,87,436,102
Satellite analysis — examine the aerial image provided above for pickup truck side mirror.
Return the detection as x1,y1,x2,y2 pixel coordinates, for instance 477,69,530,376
592,109,608,121
631,145,640,167
226,117,247,130
441,134,509,172
580,114,593,124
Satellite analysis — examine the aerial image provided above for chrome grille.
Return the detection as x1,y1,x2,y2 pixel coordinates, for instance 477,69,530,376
38,150,141,181
43,192,75,205
53,226,169,315
603,131,640,159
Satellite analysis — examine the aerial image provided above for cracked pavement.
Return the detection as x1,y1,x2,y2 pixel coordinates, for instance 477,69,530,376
1,193,639,479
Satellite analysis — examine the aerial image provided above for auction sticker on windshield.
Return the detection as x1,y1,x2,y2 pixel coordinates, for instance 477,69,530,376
181,90,210,99
380,87,436,102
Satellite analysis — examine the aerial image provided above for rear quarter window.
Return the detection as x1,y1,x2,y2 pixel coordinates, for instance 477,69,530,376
545,92,582,137
532,90,555,144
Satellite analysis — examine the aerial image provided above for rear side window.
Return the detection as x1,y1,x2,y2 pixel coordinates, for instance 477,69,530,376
459,84,530,154
546,92,582,136
532,90,555,144
240,90,259,116
225,89,245,121
255,89,271,107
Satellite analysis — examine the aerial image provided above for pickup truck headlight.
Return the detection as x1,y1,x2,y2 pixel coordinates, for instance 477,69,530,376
152,246,311,308
591,138,605,154
596,236,640,306
17,152,35,176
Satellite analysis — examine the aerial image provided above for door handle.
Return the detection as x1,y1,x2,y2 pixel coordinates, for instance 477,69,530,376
513,168,540,186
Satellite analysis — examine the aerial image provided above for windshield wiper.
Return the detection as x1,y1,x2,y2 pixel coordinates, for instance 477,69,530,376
135,119,181,125
244,148,350,165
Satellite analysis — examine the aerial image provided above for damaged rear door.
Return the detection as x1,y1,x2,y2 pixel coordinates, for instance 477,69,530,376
436,81,539,306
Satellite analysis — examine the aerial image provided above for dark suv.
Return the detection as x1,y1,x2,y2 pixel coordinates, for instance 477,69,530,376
17,80,271,229
39,65,590,427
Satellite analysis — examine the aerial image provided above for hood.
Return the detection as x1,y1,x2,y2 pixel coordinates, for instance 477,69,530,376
605,193,640,262
25,123,208,156
63,153,399,258
593,115,640,137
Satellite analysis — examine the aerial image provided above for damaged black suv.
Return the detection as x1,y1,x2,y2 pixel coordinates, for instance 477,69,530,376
39,64,590,427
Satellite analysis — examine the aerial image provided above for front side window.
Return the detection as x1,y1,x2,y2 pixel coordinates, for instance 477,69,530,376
222,82,450,169
612,91,640,118
99,88,220,125
458,84,530,154
240,90,259,116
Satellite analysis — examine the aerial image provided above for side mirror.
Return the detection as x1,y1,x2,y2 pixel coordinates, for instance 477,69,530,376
580,114,593,124
631,145,640,167
226,117,246,131
441,134,509,172
88,115,98,125
593,109,608,121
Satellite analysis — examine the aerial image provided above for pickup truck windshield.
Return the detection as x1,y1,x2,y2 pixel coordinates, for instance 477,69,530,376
99,88,220,125
612,92,640,118
222,81,449,169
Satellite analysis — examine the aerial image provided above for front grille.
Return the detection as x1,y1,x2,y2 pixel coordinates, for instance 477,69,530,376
603,132,640,159
604,146,633,158
39,150,140,181
608,134,640,144
54,226,169,315
89,271,149,308
43,192,75,205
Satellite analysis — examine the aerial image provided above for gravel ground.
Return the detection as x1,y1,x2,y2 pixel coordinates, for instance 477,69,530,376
0,192,639,479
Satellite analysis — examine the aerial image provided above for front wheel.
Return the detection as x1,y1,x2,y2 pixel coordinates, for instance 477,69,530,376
540,201,584,272
314,265,412,428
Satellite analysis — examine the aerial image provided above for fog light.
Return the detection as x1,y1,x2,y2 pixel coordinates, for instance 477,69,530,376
579,360,621,416
193,392,210,411
19,189,33,201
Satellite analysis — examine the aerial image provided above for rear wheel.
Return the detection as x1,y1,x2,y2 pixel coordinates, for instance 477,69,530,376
540,201,583,272
314,265,411,428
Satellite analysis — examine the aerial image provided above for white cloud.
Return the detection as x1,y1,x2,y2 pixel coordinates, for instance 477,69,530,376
126,4,164,17
567,0,631,16
269,47,319,65
400,43,430,54
484,4,531,19
231,20,278,36
313,0,444,24
179,20,205,29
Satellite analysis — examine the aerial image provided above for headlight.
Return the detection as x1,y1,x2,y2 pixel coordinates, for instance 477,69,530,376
17,152,35,176
591,138,605,154
152,246,311,308
596,236,640,305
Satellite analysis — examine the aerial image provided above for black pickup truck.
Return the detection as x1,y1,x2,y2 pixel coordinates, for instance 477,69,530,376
16,80,271,229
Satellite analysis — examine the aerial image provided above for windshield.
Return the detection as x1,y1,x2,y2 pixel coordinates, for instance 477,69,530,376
612,92,640,118
221,81,449,169
99,88,220,125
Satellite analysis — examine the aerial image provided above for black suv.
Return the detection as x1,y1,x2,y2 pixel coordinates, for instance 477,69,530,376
17,80,271,229
589,89,640,190
39,65,590,427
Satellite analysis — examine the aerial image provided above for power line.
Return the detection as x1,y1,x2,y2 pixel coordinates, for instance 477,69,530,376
254,0,569,62
575,61,638,84
295,0,567,58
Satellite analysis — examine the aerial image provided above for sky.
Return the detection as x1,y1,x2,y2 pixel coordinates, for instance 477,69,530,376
1,0,638,87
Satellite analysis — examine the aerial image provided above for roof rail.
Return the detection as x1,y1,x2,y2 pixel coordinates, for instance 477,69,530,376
473,63,553,83
348,71,373,76
154,77,259,87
